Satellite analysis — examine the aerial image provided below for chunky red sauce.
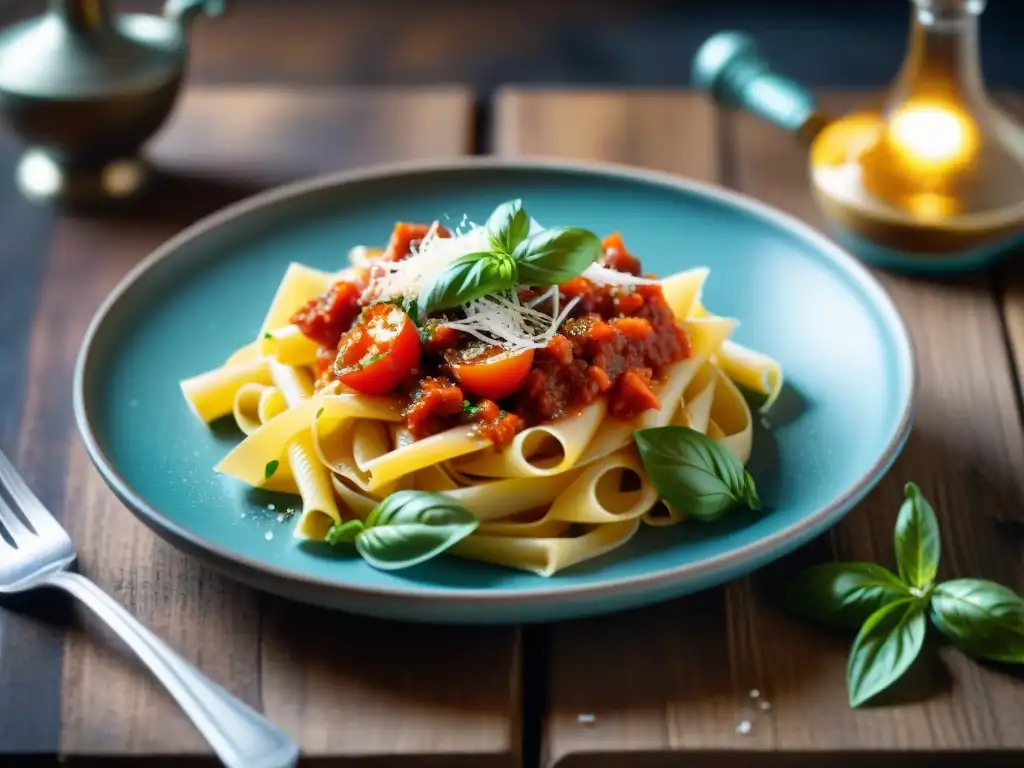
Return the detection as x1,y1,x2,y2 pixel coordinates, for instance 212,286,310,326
298,226,691,447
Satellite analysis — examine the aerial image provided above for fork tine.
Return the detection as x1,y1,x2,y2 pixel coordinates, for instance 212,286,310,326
0,490,34,545
0,449,63,537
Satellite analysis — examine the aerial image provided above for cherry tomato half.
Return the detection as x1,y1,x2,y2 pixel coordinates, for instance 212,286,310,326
334,304,421,394
450,346,535,401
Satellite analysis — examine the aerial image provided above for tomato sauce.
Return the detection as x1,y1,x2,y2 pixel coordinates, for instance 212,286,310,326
296,224,691,447
381,222,450,262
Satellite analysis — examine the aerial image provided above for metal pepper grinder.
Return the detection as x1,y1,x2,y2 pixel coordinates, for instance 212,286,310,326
0,0,223,206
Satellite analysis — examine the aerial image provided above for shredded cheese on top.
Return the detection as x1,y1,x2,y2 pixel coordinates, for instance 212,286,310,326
361,213,657,352
364,219,492,305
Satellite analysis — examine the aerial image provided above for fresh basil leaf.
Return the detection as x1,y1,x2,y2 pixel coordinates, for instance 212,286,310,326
512,226,603,286
400,297,420,325
486,199,532,254
894,482,941,590
784,562,912,630
355,490,478,570
264,460,279,480
930,579,1024,663
634,426,760,520
326,519,365,546
263,332,273,340
847,598,927,707
419,252,518,314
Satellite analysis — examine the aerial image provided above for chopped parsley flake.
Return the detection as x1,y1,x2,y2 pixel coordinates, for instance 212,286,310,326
264,459,279,479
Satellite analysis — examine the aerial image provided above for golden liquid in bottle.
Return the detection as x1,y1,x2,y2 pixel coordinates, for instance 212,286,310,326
808,2,1024,259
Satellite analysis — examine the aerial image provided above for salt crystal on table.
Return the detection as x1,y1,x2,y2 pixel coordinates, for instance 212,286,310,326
749,688,760,699
759,701,772,711
267,503,276,511
735,720,752,735
265,531,274,540
577,713,596,725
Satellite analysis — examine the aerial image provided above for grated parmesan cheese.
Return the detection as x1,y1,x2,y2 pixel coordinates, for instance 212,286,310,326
361,211,658,353
440,293,580,351
364,219,492,305
582,263,658,286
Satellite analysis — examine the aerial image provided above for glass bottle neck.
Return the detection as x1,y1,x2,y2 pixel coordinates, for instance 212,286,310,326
893,1,986,105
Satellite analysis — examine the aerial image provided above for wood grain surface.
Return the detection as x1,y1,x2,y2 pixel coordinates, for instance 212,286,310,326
1,86,521,766
495,88,1024,767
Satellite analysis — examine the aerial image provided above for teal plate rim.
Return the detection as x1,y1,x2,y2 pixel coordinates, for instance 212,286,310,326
72,156,917,611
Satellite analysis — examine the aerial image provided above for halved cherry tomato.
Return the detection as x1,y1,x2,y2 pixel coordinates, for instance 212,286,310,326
449,346,535,401
333,304,421,394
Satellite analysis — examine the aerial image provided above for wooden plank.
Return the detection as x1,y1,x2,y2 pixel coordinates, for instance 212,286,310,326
0,132,62,754
2,86,516,763
495,88,1024,767
994,94,1024,493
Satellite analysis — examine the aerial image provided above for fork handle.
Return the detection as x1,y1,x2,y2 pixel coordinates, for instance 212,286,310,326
45,571,300,768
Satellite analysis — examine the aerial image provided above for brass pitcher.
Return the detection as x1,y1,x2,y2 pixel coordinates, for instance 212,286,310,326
0,0,223,206
693,0,1024,273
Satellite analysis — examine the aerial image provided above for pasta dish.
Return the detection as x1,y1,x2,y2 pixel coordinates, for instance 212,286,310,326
180,201,782,576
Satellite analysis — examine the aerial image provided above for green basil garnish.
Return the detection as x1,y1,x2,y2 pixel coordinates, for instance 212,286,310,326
782,562,911,631
846,598,927,707
419,251,518,314
784,481,1024,709
930,579,1024,663
325,519,364,545
264,459,279,480
633,426,760,520
355,491,478,570
512,226,604,286
415,201,601,313
486,198,532,254
324,491,478,570
894,481,941,590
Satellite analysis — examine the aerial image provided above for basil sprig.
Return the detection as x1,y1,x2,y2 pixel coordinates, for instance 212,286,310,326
929,580,1024,663
634,426,761,520
419,251,518,314
486,199,532,254
324,491,478,570
784,481,1024,707
418,200,603,315
512,227,604,286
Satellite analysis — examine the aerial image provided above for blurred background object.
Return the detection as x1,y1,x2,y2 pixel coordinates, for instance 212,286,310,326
0,0,1018,93
693,0,1024,272
0,0,221,206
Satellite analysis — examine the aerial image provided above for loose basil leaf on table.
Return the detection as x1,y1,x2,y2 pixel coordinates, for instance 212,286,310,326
633,426,761,520
894,481,941,590
486,199,532,254
782,562,912,631
846,597,927,707
512,226,604,286
419,251,518,314
355,490,479,570
929,578,1024,663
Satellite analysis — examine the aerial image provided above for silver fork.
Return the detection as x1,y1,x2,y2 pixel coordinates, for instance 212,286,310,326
0,448,300,768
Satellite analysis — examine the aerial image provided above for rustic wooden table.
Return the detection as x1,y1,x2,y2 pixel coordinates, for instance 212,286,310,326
0,85,1022,767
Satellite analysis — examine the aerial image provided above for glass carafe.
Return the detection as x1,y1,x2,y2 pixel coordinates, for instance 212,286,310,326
693,0,1024,272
